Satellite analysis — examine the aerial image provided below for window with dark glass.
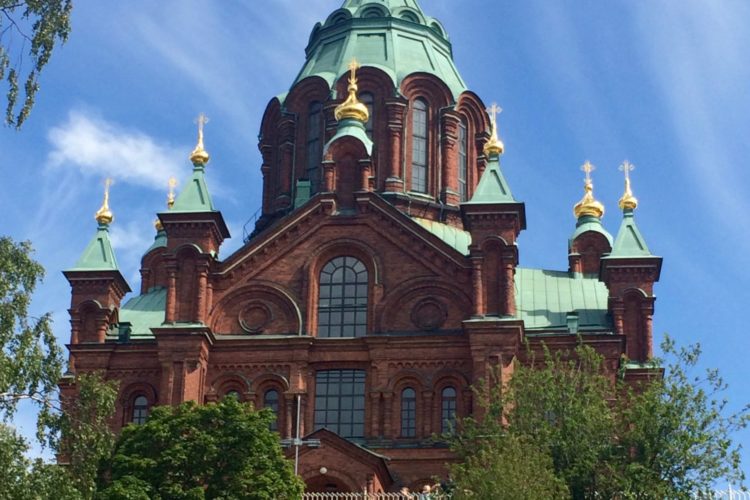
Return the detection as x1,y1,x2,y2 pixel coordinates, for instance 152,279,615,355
401,387,417,438
441,387,457,433
132,395,149,425
411,98,428,193
314,370,366,438
318,256,368,338
306,101,323,193
458,120,468,201
360,92,374,139
264,389,279,432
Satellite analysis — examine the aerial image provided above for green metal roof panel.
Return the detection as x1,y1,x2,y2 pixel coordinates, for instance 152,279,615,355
463,156,515,204
324,118,374,155
145,230,167,255
569,215,613,248
118,287,166,337
171,166,216,213
515,268,611,330
412,217,471,255
295,1,466,100
610,210,652,257
69,224,120,271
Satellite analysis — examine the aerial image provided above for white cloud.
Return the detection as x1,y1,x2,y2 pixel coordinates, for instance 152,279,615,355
47,110,185,189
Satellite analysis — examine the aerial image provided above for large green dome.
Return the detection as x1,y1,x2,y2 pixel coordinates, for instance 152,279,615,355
292,0,467,99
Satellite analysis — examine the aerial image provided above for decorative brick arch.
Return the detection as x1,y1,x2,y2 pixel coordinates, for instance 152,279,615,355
119,382,158,427
431,370,471,434
456,91,491,197
253,373,290,433
209,282,303,336
206,373,251,403
305,239,382,337
388,371,427,439
376,276,471,333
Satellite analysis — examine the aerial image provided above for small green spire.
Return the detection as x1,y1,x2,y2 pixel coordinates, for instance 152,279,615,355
463,154,514,204
610,208,652,257
324,117,374,157
171,116,217,213
70,182,120,271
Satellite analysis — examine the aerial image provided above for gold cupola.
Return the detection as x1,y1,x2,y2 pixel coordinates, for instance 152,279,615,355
190,113,210,166
334,59,369,123
573,161,605,219
484,103,505,156
618,161,639,211
95,178,114,225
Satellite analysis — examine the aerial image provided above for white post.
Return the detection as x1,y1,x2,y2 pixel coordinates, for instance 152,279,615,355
294,394,302,475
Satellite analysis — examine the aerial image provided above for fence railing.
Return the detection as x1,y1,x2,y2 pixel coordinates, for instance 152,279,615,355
301,489,748,500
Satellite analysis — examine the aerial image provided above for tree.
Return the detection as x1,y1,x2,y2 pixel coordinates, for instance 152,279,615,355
0,0,72,127
97,398,304,500
450,339,749,499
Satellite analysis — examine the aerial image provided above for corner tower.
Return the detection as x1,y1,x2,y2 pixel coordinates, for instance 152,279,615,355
254,0,491,235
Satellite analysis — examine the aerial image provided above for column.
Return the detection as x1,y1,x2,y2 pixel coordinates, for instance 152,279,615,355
195,263,209,324
440,110,461,205
165,263,177,323
503,262,516,316
385,97,407,192
471,254,485,317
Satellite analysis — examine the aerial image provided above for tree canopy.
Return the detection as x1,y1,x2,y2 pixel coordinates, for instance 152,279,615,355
449,339,749,499
97,398,304,500
0,0,72,127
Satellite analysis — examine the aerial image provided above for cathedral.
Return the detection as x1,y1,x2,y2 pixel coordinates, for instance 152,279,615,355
61,0,662,493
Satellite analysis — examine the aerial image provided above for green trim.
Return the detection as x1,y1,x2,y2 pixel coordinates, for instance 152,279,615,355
569,215,613,248
412,217,471,256
69,223,120,271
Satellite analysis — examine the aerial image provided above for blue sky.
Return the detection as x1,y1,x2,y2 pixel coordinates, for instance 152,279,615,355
1,0,748,479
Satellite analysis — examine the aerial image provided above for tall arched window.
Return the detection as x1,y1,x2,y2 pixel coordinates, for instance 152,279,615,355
441,387,457,433
401,387,417,438
132,395,149,425
307,101,323,193
411,98,428,193
264,389,280,432
360,92,374,139
458,119,468,201
318,256,368,338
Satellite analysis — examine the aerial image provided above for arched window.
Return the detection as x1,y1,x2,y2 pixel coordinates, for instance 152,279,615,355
360,92,374,139
458,119,468,201
401,388,417,438
132,395,149,425
411,98,428,193
224,390,241,400
264,389,280,432
307,101,323,193
318,256,368,338
441,387,457,433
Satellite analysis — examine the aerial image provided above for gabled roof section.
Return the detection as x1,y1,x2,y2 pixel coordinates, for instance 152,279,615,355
69,223,120,271
412,217,471,256
463,156,515,204
610,209,652,257
171,165,216,213
115,287,167,338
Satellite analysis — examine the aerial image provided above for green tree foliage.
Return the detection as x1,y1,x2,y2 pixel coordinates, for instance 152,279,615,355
450,339,749,499
0,0,72,127
97,398,304,500
0,237,61,425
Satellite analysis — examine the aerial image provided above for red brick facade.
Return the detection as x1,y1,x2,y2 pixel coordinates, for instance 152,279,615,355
62,2,662,493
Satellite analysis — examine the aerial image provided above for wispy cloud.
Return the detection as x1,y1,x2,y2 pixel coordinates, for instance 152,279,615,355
109,218,158,286
46,110,185,188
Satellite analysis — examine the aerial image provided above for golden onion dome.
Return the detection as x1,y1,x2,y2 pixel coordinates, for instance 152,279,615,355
94,178,114,225
484,103,504,156
573,161,605,219
334,59,370,123
190,113,210,166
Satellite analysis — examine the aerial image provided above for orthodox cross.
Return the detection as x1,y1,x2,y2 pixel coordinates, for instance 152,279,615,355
349,58,360,83
167,176,177,208
619,160,635,180
488,102,502,133
280,394,321,475
194,113,209,145
581,161,595,183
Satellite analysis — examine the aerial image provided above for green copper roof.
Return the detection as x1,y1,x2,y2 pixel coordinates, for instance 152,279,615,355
412,217,471,255
171,165,216,213
463,155,515,204
324,118,374,155
515,268,611,330
69,223,120,271
117,287,167,337
569,215,613,249
609,209,652,257
293,0,466,100
145,229,167,255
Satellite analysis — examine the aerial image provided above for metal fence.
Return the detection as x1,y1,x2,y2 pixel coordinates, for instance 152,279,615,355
702,487,750,499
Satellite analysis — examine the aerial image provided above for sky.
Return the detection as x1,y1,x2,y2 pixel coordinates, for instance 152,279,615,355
1,0,748,481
